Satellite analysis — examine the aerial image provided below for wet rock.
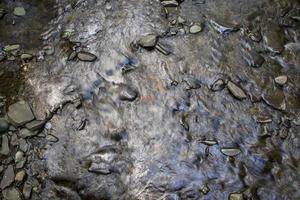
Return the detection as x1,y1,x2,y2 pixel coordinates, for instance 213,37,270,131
0,165,15,189
274,75,287,86
227,81,247,100
20,54,33,61
0,8,5,19
246,51,265,68
262,88,286,111
7,101,35,127
77,51,97,62
119,86,138,102
2,187,22,200
189,24,203,34
19,128,38,139
161,0,179,7
18,139,29,152
25,120,45,131
254,115,272,124
14,7,26,16
15,170,26,182
23,182,32,199
155,43,171,55
89,162,111,174
178,16,185,24
200,139,218,146
200,184,210,194
221,148,241,157
46,134,59,143
0,118,9,133
0,135,10,156
211,79,226,92
229,192,244,200
263,26,285,54
138,34,158,49
3,44,20,53
210,20,240,34
15,151,26,169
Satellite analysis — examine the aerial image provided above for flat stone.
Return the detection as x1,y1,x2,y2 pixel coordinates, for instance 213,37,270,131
254,115,272,124
20,54,33,60
15,170,26,182
200,140,218,146
77,51,97,62
229,192,244,200
13,7,26,16
25,120,45,131
274,75,287,86
7,101,35,127
221,148,241,157
0,118,9,133
262,88,286,111
190,24,203,34
0,135,10,156
0,165,15,189
89,162,111,174
161,0,179,7
227,81,247,100
3,44,20,52
18,139,29,152
2,187,22,200
19,128,38,139
138,34,158,48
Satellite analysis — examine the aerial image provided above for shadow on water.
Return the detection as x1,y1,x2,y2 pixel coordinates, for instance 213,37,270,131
0,0,56,106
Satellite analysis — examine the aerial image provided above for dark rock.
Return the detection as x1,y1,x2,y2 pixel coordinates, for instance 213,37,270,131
0,135,10,156
0,165,15,189
263,25,285,54
7,101,35,127
0,118,9,133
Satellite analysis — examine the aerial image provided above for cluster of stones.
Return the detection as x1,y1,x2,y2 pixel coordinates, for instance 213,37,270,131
0,100,57,199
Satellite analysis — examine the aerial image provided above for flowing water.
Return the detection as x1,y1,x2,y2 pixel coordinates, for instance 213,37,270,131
0,0,300,199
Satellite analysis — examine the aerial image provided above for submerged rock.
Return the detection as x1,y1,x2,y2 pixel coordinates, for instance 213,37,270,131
190,24,203,34
211,79,226,92
263,25,285,54
138,34,158,49
262,88,286,111
229,192,244,200
14,7,26,16
0,165,15,189
7,101,35,127
3,44,20,53
21,53,33,61
77,51,97,62
15,151,26,169
227,81,247,100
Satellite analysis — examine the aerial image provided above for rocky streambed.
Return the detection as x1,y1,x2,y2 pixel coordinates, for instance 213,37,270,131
0,0,300,199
